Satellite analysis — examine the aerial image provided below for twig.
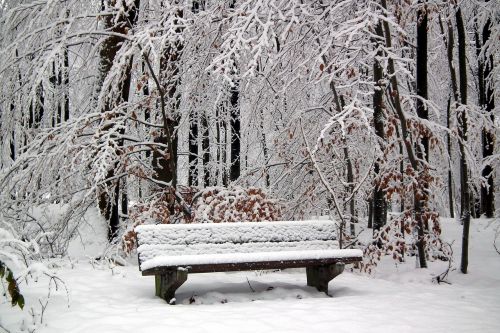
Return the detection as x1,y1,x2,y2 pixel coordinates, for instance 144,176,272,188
246,277,255,293
44,272,70,307
494,232,500,256
298,118,346,230
39,299,49,324
492,217,500,255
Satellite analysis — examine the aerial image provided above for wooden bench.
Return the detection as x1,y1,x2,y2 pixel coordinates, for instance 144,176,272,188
136,220,363,304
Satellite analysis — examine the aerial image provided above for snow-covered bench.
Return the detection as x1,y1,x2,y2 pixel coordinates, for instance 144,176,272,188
135,220,363,304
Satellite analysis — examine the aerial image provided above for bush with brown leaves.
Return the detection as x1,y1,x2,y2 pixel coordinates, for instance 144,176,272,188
121,186,282,254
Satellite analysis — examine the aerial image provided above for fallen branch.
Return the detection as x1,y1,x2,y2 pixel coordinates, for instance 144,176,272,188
432,241,454,285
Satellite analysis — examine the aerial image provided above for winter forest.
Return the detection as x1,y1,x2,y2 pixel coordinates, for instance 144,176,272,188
0,0,499,332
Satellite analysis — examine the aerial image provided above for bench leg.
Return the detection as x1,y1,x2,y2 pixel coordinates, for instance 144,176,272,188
155,270,188,304
306,263,345,295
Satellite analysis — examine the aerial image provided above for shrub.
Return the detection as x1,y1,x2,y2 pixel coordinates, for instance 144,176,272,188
122,186,282,253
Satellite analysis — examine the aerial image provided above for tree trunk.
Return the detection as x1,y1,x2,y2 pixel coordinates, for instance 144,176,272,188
230,81,241,182
438,12,458,219
49,44,69,126
121,179,128,217
215,105,228,186
221,114,228,187
192,0,205,13
345,145,356,237
138,60,150,200
188,111,199,187
156,7,183,190
395,126,405,213
260,107,270,187
479,4,495,218
414,0,429,268
202,114,210,187
9,128,15,162
416,0,429,160
367,198,373,229
455,6,471,274
446,98,455,218
372,19,386,233
29,83,44,130
215,107,221,185
63,44,70,121
188,1,204,188
50,60,59,127
153,4,184,218
380,0,427,268
9,49,21,162
228,0,240,184
97,0,140,241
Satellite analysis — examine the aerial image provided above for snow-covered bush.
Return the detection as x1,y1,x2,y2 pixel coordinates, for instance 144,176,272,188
1,220,70,332
122,186,282,253
191,186,282,223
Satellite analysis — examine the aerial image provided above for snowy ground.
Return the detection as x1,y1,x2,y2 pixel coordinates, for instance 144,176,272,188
1,218,500,332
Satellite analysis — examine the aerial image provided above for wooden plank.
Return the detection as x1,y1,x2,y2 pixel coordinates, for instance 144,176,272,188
136,220,337,247
137,240,340,263
142,256,362,276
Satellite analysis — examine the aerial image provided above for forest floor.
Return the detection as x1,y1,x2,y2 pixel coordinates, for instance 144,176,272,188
1,217,500,333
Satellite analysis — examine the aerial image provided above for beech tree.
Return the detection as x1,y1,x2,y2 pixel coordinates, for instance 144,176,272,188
96,0,141,241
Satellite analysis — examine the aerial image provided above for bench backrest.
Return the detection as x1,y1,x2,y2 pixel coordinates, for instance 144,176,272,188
136,220,338,269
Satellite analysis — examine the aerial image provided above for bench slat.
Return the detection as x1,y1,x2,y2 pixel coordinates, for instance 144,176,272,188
140,248,363,272
138,240,339,263
142,256,362,275
136,220,336,245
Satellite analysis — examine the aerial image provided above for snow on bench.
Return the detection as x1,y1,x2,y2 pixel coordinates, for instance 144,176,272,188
135,220,363,304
